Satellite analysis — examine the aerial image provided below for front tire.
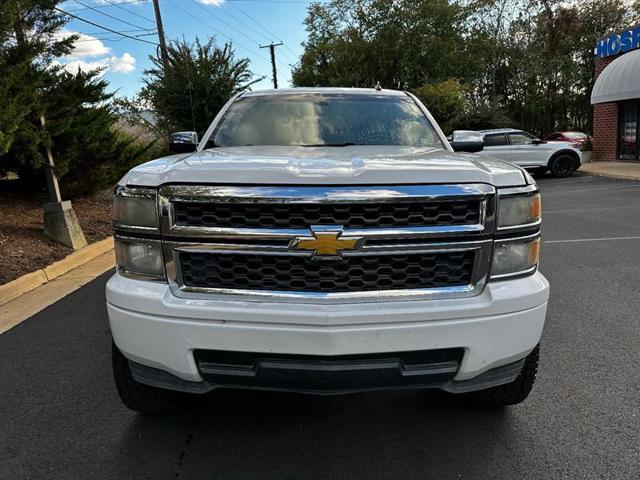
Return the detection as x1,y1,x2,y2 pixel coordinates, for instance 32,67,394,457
112,342,176,413
466,344,539,408
549,154,577,177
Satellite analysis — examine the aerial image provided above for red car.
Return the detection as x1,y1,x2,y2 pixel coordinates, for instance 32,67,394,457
544,131,591,150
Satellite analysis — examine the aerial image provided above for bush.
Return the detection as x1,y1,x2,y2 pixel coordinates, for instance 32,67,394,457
141,38,258,138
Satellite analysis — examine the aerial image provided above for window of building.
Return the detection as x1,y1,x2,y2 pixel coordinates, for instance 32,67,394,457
483,134,507,146
619,100,639,160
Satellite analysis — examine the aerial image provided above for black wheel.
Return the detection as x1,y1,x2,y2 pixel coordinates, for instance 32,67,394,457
112,341,176,413
466,344,539,408
549,154,577,177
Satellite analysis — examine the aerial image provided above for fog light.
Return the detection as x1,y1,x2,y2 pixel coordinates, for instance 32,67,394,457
115,237,164,279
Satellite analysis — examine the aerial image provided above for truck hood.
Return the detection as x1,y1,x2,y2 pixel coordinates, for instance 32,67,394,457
120,145,529,188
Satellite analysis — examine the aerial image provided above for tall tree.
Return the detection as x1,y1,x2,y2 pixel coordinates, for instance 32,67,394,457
292,0,477,89
141,38,259,137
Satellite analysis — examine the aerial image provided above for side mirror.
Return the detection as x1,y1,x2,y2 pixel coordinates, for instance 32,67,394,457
450,130,484,153
169,131,198,153
532,138,546,145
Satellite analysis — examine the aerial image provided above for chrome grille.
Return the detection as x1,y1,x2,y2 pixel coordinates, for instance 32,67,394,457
179,251,475,293
173,200,481,229
159,184,496,303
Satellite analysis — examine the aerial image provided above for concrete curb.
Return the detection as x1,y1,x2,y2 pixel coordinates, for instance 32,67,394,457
0,237,114,306
582,170,640,182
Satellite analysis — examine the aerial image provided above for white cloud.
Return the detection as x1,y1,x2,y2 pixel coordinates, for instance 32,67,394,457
55,29,110,57
55,30,136,75
62,53,136,75
198,0,225,5
108,52,136,73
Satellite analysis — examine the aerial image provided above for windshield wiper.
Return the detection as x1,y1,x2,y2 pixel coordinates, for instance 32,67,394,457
300,142,359,147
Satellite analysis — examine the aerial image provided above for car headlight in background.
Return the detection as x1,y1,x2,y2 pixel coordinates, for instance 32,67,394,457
491,235,540,278
497,190,541,229
113,186,158,231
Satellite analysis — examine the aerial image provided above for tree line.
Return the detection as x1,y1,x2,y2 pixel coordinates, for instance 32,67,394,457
292,0,640,135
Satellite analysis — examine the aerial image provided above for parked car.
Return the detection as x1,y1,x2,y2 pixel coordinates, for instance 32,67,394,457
479,128,582,177
108,88,548,412
544,131,591,150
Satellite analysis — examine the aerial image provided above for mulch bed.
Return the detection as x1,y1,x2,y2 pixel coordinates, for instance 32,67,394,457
0,180,113,285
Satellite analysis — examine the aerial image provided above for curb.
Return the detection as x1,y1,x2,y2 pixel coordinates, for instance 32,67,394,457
582,171,640,182
0,237,114,306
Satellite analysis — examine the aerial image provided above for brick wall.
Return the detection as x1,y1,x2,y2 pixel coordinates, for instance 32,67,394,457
592,56,619,162
592,102,619,161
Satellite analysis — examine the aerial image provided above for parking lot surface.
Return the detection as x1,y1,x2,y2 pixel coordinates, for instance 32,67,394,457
1,174,639,479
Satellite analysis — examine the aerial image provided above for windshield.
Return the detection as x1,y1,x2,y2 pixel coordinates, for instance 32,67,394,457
207,93,443,148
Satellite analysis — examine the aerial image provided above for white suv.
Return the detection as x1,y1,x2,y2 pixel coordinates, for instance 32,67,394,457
107,88,549,412
480,128,582,177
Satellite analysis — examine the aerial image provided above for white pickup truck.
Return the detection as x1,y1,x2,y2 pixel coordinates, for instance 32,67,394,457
107,88,549,412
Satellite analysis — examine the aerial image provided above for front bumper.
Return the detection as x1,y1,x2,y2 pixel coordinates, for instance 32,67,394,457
106,271,549,393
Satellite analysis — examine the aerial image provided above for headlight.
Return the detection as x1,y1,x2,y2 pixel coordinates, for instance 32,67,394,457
115,237,164,279
497,191,541,229
491,236,540,278
113,186,158,231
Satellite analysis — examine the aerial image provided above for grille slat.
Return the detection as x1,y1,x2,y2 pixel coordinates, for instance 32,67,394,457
179,251,475,293
173,200,481,229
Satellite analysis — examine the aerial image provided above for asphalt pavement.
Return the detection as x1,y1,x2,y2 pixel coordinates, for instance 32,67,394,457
1,174,639,479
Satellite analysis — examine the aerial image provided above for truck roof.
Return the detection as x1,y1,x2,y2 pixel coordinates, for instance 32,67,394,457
241,87,407,97
479,128,523,134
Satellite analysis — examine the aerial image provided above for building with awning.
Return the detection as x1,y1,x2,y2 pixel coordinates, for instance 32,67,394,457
591,24,640,162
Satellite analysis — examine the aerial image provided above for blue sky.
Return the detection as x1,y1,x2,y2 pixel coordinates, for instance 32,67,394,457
57,0,314,97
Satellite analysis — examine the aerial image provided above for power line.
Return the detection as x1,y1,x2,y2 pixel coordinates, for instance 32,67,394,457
214,6,272,43
81,28,155,35
164,0,271,66
54,7,159,45
189,0,267,51
229,2,279,40
66,0,150,12
228,2,296,64
189,0,291,70
101,0,157,25
71,0,154,31
74,32,157,42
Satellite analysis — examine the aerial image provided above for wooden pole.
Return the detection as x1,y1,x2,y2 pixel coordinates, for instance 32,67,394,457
152,0,169,69
260,42,283,89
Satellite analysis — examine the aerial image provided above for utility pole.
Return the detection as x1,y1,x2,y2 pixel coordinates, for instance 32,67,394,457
260,42,283,89
152,0,169,69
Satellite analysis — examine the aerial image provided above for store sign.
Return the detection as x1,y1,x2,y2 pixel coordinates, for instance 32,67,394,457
595,25,640,58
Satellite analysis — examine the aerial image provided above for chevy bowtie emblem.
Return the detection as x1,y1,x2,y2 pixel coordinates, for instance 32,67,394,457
290,225,363,258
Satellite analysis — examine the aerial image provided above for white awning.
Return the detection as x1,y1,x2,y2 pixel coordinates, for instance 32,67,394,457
591,49,640,104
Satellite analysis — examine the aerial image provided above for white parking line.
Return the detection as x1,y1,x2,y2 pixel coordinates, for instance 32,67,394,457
545,236,640,244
